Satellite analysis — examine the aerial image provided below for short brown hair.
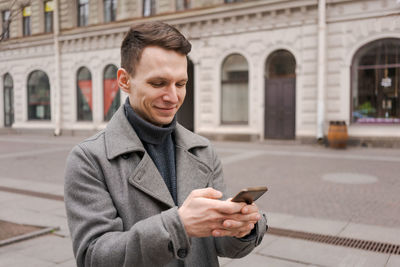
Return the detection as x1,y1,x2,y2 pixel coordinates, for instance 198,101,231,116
121,21,192,76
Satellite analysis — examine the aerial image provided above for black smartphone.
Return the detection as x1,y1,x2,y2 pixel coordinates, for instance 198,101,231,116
231,186,268,204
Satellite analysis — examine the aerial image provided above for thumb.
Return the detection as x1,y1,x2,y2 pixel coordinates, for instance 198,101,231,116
192,187,223,199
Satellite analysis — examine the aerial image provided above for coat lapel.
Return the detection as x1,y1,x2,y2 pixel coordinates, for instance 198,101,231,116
174,124,212,206
128,153,176,208
175,147,212,206
105,106,175,208
105,106,214,208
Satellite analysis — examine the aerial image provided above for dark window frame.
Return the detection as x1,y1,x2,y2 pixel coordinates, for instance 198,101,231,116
351,38,400,124
1,10,10,40
143,0,156,17
103,64,120,121
220,53,249,125
104,0,117,22
77,66,93,121
44,0,54,33
22,6,31,36
78,0,89,27
27,70,51,121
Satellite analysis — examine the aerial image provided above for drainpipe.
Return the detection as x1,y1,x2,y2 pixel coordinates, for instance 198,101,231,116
53,0,62,136
316,0,326,140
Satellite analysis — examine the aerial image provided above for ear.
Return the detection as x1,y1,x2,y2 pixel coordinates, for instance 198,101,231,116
117,68,131,94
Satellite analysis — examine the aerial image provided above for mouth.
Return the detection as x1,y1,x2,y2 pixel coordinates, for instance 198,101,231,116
154,106,177,114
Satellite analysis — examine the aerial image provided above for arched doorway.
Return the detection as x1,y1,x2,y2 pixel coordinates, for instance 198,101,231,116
3,73,14,127
264,50,296,139
177,59,194,131
351,38,400,124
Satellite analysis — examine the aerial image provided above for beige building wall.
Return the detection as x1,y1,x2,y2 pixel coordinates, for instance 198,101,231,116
1,0,400,141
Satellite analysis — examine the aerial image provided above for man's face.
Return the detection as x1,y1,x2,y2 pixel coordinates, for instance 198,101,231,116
121,46,187,126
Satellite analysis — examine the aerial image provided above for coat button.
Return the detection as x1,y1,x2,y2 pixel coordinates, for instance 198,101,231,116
177,248,187,258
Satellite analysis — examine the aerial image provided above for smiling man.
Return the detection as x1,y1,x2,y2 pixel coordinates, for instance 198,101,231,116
64,22,267,267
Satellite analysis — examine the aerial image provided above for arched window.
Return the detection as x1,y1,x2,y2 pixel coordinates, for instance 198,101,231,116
3,73,14,126
103,64,120,121
351,38,400,124
77,67,92,121
221,54,249,124
266,50,296,79
104,0,117,22
27,70,51,120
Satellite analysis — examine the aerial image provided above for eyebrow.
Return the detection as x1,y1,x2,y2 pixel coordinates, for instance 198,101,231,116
147,77,188,82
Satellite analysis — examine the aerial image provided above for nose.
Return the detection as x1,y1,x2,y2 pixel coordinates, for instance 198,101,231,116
162,85,179,104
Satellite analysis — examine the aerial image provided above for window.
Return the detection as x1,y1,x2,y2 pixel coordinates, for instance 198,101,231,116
104,0,117,22
27,70,51,120
77,67,93,121
176,0,190,11
22,6,31,36
143,0,156,17
44,0,54,33
266,50,296,79
352,38,400,124
78,0,89,27
1,10,10,40
221,54,249,124
3,73,14,127
103,65,120,121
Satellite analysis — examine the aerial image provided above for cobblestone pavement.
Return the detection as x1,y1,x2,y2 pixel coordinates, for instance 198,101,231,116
0,134,399,228
0,134,400,266
216,141,400,228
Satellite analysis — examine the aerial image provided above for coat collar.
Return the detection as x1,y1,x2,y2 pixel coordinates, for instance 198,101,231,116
104,106,209,160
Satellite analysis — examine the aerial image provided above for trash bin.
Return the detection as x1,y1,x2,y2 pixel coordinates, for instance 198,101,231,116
327,121,348,149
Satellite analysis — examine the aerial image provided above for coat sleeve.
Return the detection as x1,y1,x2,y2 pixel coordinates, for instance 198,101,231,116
64,145,190,267
208,145,268,258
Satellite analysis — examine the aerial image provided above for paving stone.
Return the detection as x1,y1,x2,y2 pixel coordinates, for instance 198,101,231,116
56,258,77,267
17,235,74,264
258,236,389,267
275,215,347,236
0,251,54,267
339,223,400,244
386,254,400,267
224,253,309,267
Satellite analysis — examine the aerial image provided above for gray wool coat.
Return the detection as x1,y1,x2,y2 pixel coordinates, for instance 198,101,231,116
64,106,268,267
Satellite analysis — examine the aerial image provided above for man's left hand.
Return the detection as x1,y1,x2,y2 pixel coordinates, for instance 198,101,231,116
212,202,261,238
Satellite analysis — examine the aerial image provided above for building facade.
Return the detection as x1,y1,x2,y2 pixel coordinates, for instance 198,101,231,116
1,0,400,143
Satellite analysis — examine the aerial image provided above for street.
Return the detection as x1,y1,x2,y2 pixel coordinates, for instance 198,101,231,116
0,133,399,266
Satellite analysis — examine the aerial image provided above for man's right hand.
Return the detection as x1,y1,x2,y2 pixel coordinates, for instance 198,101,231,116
178,188,258,238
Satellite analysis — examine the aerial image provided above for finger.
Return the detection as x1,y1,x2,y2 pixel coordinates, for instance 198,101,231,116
191,187,223,199
235,230,252,238
222,220,255,232
216,201,246,214
241,204,259,214
212,229,241,237
223,212,261,222
222,219,246,229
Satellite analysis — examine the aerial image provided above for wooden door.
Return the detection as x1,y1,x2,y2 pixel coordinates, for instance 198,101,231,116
265,77,295,139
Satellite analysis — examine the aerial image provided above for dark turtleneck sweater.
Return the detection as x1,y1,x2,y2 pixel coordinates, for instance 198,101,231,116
124,98,178,205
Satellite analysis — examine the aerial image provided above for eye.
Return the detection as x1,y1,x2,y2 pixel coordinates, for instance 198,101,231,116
176,82,187,88
149,81,165,88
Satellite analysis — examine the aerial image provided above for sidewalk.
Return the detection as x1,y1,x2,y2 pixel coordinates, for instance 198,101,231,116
0,134,400,266
0,178,399,266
